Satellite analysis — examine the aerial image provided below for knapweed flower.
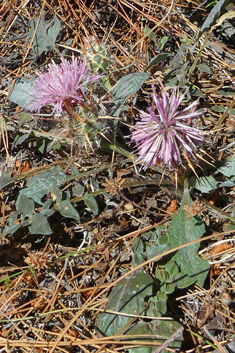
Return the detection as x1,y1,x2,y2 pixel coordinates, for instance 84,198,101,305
131,84,204,170
28,55,102,115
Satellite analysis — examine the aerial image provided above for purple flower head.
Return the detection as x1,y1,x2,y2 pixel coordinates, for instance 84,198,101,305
28,55,102,114
131,83,204,170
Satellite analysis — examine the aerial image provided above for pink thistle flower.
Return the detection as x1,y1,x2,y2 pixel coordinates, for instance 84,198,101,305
131,84,204,170
28,56,102,114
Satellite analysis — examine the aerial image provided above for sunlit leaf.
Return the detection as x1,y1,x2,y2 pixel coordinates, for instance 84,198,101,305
97,270,153,336
143,27,158,46
29,214,52,235
145,53,172,71
19,168,68,205
9,78,35,109
167,188,209,287
0,172,15,190
112,72,150,107
16,194,34,217
84,194,99,215
127,320,183,353
194,175,218,193
28,13,61,55
59,200,80,221
216,157,235,177
198,0,229,37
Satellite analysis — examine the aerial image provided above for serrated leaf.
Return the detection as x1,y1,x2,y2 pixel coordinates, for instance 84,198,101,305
9,78,35,108
19,168,68,205
195,175,218,193
16,194,34,217
216,157,235,177
28,13,61,55
220,178,235,187
97,270,153,336
29,214,52,235
198,0,228,37
84,194,99,214
112,72,150,107
167,189,209,288
59,200,80,221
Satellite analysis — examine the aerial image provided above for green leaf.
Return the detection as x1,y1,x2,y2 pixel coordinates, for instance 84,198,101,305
167,189,209,288
18,112,31,127
28,13,61,55
132,237,144,253
16,194,34,217
220,177,235,187
127,320,183,353
145,244,168,261
72,183,85,197
19,168,68,205
13,132,32,146
97,270,153,336
132,252,144,267
29,214,52,235
37,138,46,154
211,105,225,112
198,0,229,37
196,63,211,73
216,157,235,177
217,89,235,97
3,223,22,237
147,291,168,316
145,53,172,71
59,200,80,221
8,212,18,226
90,178,99,191
9,78,35,108
41,209,55,217
143,27,158,46
84,194,99,215
112,72,150,107
195,175,218,193
160,36,168,50
0,172,15,190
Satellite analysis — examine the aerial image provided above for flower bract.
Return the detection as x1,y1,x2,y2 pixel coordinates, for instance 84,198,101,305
28,56,102,114
131,84,204,170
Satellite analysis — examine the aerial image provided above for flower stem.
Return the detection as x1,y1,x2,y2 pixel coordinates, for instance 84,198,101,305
63,102,83,122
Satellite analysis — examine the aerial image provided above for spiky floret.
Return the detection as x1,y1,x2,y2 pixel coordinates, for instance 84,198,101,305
131,84,204,170
28,55,102,115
